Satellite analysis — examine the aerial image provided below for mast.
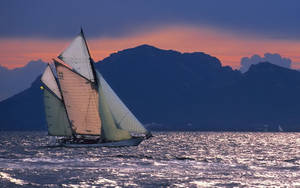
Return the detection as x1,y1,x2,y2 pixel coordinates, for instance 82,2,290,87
80,28,98,87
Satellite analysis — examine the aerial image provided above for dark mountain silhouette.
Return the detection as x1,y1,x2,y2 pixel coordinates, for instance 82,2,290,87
95,45,242,130
0,76,46,131
0,60,46,101
0,45,300,131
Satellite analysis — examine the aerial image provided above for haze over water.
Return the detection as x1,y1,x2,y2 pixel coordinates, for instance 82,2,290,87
0,131,299,187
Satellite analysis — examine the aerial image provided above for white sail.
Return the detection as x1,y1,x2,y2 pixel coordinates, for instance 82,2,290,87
96,71,148,134
56,62,101,135
58,31,95,82
97,75,132,141
43,88,72,136
41,65,62,99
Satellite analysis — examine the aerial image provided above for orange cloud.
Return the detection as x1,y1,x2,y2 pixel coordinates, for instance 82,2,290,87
1,25,300,69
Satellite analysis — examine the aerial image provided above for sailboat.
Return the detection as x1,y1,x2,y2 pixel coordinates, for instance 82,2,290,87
41,29,151,147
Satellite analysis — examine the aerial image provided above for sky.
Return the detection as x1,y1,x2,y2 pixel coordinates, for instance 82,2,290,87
1,0,300,69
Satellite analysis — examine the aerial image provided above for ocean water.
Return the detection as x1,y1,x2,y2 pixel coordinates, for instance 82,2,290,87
0,132,299,187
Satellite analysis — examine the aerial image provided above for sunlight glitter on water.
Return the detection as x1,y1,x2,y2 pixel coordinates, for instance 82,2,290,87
0,172,29,186
0,132,299,187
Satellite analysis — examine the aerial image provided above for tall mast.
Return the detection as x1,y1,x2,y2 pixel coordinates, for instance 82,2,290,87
80,28,98,86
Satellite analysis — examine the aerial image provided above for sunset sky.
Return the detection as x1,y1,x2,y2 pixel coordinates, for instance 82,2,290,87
1,0,300,69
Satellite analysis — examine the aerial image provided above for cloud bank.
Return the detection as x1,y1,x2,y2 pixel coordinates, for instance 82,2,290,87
240,53,292,73
1,0,300,39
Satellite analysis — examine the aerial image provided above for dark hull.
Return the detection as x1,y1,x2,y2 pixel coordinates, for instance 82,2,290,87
60,137,144,148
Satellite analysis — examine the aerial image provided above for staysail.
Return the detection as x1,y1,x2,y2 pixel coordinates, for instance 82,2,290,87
96,71,148,135
58,29,95,82
97,73,132,141
41,65,72,136
43,89,73,136
55,61,101,135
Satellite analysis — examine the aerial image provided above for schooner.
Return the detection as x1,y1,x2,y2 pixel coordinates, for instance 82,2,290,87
41,29,151,147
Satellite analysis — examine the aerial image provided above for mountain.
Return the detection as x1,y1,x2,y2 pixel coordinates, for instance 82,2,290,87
0,45,300,131
230,62,300,131
0,60,46,101
0,76,46,131
95,45,242,130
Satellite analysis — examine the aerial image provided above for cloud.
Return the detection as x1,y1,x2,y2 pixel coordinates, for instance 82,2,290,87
1,0,300,39
240,53,292,73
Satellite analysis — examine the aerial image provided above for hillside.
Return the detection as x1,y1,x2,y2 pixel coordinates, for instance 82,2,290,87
1,45,300,131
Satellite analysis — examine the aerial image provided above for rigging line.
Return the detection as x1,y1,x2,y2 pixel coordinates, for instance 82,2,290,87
117,111,130,125
84,58,93,82
81,30,95,83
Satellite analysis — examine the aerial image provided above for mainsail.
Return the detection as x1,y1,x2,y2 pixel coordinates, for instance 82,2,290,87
55,62,101,135
58,29,95,82
41,65,72,136
96,71,148,135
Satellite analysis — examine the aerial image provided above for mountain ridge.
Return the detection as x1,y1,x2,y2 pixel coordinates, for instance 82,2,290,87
0,60,46,101
1,45,300,131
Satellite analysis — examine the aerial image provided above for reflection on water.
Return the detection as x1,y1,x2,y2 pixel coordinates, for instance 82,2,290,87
0,132,299,187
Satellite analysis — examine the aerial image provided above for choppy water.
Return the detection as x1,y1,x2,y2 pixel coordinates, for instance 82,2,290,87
0,132,299,187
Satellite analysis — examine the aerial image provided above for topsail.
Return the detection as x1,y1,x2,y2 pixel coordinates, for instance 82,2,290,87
58,29,95,82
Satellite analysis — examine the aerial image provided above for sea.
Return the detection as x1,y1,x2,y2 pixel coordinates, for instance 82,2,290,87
0,132,299,187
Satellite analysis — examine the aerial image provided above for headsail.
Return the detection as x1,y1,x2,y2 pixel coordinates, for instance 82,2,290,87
96,71,149,135
97,74,132,141
41,65,62,99
41,65,72,136
58,30,95,82
43,88,73,136
55,61,101,135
